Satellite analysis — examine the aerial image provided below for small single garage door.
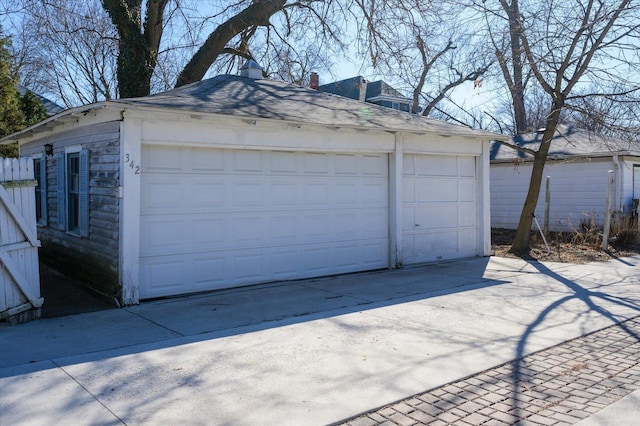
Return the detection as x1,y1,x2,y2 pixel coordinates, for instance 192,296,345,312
139,146,389,299
402,154,477,264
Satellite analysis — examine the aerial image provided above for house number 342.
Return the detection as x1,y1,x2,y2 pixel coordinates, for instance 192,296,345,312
124,153,140,175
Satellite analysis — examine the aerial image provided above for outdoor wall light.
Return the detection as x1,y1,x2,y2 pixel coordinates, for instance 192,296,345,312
44,144,53,156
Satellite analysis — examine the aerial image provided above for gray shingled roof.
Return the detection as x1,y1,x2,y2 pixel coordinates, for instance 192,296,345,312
490,124,640,162
114,74,499,139
17,85,65,116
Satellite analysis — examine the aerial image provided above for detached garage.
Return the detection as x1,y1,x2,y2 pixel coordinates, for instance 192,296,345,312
2,63,500,305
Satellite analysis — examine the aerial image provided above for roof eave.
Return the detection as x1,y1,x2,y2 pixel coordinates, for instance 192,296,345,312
0,102,121,145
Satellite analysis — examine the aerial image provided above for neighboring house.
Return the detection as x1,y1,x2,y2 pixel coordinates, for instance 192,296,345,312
491,125,640,231
1,61,501,306
17,85,65,116
319,76,413,112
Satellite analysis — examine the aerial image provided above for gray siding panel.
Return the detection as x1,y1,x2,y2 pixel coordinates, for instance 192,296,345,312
20,121,121,298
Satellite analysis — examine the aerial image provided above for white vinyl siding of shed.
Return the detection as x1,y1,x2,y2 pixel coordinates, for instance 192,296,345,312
402,154,477,264
491,158,615,231
138,146,389,299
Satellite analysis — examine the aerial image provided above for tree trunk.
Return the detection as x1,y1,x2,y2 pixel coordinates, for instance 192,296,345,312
102,0,163,99
117,34,154,98
503,0,528,134
510,99,563,253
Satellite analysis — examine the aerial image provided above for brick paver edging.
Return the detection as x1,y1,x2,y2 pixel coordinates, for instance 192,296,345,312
337,315,640,426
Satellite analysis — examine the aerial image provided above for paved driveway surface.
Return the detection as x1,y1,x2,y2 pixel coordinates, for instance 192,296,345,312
2,256,639,425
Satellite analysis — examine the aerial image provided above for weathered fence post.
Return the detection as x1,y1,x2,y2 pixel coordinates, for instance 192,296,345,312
0,157,43,325
544,176,550,235
602,170,614,251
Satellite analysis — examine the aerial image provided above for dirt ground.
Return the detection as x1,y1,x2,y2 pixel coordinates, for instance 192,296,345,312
492,228,640,264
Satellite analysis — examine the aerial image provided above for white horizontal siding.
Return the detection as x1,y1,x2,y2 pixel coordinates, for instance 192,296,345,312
491,158,615,231
620,158,640,212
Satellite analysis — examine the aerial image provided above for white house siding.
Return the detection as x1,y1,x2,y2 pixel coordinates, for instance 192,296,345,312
491,158,616,231
19,121,121,298
620,158,640,212
138,146,389,299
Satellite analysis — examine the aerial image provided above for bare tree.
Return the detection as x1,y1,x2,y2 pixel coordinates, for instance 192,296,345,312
353,0,493,117
101,0,346,98
3,0,346,101
9,0,118,107
477,0,640,253
566,86,640,142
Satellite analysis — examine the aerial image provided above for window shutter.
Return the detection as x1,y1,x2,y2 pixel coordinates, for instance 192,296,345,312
40,157,48,225
56,153,66,230
78,149,89,237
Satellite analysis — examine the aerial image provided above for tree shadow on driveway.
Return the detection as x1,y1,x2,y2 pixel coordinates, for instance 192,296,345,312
508,259,640,421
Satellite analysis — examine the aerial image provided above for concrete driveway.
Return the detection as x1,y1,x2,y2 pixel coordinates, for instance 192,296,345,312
2,255,640,425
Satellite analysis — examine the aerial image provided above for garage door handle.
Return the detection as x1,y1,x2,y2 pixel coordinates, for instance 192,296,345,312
415,224,420,227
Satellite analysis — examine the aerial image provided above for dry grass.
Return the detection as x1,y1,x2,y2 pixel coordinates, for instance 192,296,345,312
491,228,640,264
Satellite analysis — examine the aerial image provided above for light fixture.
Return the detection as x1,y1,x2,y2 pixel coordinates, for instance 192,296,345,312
44,144,53,156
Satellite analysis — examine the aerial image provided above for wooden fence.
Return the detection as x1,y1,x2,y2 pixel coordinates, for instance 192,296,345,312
0,157,42,325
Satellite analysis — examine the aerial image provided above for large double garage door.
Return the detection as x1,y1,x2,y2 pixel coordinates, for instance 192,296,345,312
139,146,478,299
139,146,390,299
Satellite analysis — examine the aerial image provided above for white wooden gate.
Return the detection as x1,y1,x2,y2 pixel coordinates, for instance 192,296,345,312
0,157,42,324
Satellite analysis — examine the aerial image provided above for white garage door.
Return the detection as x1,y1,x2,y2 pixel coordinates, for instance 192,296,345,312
139,146,389,299
402,154,477,264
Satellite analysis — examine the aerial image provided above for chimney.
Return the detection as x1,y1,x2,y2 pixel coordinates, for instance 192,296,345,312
310,72,319,90
358,77,368,102
240,59,264,79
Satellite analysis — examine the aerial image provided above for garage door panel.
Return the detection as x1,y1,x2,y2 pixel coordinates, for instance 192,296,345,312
233,181,264,207
458,180,475,202
142,145,185,172
270,215,299,241
304,152,330,173
304,247,331,273
141,217,186,256
192,217,227,247
362,241,388,266
140,258,185,297
233,252,264,281
335,183,358,204
458,228,477,254
335,154,358,175
360,210,388,235
140,148,389,298
335,244,360,269
403,178,415,203
233,216,265,243
362,154,387,175
304,182,330,204
416,231,458,254
414,155,457,176
416,204,458,229
415,178,457,202
192,256,226,287
403,206,415,231
270,249,300,278
270,181,298,205
335,214,359,237
459,157,476,177
191,147,225,171
363,181,388,204
458,202,477,227
233,150,263,172
192,180,225,208
142,179,186,212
